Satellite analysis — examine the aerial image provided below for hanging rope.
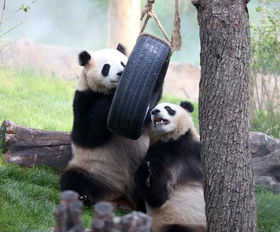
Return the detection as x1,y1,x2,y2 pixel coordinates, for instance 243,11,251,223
171,0,182,51
140,0,182,52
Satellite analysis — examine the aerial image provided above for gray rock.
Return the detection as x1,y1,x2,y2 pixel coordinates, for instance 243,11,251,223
250,132,280,193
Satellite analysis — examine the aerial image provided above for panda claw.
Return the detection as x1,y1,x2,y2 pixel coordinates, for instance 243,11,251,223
79,195,91,206
145,161,152,187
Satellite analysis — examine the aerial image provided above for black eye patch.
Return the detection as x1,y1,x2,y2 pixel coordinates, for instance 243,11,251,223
101,64,110,76
121,62,126,68
164,106,176,116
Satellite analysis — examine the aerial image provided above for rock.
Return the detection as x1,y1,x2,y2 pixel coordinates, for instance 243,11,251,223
250,132,280,193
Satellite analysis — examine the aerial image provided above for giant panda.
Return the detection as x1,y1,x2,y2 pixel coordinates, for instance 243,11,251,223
60,44,149,210
134,101,206,232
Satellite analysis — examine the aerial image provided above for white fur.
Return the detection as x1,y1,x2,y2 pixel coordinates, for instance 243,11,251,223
77,49,128,93
68,134,149,206
147,184,206,231
148,103,199,144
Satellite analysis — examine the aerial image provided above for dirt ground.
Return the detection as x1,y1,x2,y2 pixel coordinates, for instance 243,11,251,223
0,38,200,101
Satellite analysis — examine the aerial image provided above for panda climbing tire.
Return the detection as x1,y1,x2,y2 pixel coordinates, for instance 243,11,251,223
108,34,171,139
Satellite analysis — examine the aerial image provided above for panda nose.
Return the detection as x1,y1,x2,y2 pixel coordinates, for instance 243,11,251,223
151,109,160,115
117,71,123,76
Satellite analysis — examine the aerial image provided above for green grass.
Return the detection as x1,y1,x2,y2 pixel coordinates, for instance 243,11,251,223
0,68,74,131
256,186,280,232
0,159,94,232
0,68,279,232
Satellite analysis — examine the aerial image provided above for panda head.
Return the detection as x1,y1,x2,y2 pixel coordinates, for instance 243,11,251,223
148,101,199,143
78,43,128,93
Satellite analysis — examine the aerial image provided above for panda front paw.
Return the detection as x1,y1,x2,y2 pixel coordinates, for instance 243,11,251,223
135,160,154,190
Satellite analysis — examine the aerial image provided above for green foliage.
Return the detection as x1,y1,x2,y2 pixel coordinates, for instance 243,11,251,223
250,0,280,139
256,186,280,232
251,0,280,75
251,109,280,138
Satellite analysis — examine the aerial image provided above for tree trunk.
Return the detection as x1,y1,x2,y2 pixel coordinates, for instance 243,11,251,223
192,0,257,231
107,0,140,53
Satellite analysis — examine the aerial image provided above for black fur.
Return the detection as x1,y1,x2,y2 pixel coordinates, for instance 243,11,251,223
60,167,113,206
135,131,202,208
164,224,206,232
71,90,114,148
79,50,91,66
180,101,194,113
164,106,176,116
116,43,127,55
101,64,111,76
121,61,126,68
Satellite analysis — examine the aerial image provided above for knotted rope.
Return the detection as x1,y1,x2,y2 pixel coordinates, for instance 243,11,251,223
140,0,182,53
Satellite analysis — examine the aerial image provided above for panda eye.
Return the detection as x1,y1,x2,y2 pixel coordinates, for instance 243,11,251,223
164,106,176,116
101,64,110,76
121,62,126,68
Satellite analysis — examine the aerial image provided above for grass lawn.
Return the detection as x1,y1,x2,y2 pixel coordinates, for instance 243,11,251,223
0,68,279,232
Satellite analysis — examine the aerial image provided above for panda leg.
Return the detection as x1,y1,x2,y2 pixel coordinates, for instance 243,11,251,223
135,161,169,208
60,167,118,206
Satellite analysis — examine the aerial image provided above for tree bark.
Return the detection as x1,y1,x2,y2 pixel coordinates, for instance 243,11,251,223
107,0,140,53
192,0,257,231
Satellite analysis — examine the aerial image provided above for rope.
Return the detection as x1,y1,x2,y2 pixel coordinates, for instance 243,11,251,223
140,0,182,52
171,0,182,51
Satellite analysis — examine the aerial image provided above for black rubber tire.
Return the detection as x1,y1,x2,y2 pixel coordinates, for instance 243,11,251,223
107,34,171,139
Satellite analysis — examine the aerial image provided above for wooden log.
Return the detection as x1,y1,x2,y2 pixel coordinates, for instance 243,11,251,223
0,119,72,170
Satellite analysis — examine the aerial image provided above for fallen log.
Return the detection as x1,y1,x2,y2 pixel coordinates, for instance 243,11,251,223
1,120,280,192
0,119,72,170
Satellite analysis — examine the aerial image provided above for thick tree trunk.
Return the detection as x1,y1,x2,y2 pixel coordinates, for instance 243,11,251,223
192,0,257,231
107,0,140,53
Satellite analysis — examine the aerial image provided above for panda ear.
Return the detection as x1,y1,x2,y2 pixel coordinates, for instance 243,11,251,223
79,51,91,66
116,43,127,56
180,101,194,113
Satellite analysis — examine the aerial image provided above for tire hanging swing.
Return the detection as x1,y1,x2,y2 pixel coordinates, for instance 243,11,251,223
108,0,182,139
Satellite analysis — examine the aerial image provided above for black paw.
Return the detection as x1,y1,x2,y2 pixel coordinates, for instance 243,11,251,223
79,195,92,206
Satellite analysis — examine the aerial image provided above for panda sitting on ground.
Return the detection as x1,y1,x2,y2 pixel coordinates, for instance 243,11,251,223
134,101,206,232
60,44,149,210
